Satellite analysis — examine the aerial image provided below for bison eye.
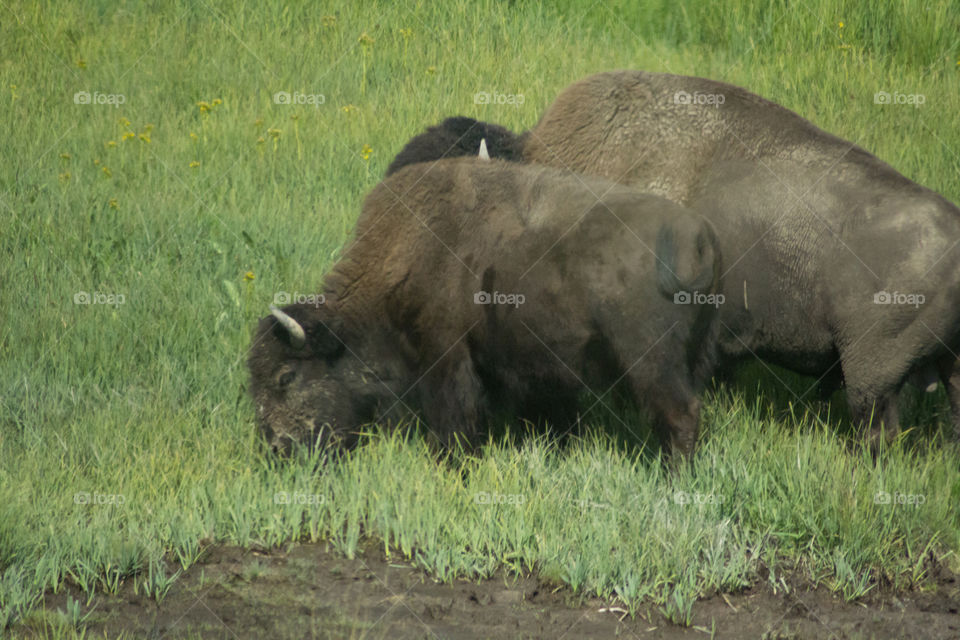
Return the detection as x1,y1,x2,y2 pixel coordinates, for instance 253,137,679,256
277,370,296,388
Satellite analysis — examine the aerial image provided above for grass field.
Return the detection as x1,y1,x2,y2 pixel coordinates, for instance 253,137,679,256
3,0,960,636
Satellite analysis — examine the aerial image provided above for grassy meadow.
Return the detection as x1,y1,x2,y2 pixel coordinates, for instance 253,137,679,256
2,0,960,634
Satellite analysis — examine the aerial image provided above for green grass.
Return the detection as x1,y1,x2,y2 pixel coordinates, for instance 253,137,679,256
3,0,960,633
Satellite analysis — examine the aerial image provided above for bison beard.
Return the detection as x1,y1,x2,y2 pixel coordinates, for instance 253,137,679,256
248,158,721,457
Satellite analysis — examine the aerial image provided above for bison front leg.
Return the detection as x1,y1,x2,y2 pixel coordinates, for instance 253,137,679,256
844,386,900,448
937,356,960,441
417,351,486,450
628,372,701,459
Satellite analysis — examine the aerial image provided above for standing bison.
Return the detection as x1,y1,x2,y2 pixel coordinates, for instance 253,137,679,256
249,157,720,456
392,71,960,440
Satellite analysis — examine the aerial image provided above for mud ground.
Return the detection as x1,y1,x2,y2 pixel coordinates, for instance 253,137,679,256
22,542,960,639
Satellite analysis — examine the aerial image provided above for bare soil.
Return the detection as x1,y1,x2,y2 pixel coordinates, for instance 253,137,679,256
22,542,960,639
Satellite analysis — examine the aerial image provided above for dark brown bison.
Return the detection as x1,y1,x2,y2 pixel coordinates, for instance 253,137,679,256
389,71,960,442
248,157,721,456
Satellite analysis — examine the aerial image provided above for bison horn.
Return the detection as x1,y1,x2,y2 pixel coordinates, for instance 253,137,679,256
269,305,306,349
478,138,490,160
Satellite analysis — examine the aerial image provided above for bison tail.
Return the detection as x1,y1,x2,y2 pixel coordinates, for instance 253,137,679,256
655,222,718,299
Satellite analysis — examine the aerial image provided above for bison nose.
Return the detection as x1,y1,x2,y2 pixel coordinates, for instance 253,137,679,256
271,434,295,456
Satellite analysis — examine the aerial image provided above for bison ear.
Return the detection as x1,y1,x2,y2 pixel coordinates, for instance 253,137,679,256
308,313,346,360
478,138,490,160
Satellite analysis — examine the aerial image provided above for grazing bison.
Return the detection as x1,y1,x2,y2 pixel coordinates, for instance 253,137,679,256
391,71,960,441
248,157,721,456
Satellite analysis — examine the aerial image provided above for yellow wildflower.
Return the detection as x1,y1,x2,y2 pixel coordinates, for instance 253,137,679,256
243,271,255,282
361,144,373,161
189,161,200,168
108,198,118,209
101,166,112,177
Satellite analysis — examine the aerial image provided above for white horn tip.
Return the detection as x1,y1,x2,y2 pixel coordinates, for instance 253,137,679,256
478,138,490,160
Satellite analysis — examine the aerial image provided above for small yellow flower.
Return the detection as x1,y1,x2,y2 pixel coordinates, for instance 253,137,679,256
76,59,87,69
290,113,299,121
9,84,18,101
59,172,70,183
256,136,265,145
122,131,135,141
106,140,117,148
341,104,356,113
108,198,118,209
138,133,151,143
189,131,198,140
243,271,255,282
93,158,101,166
101,166,112,177
197,100,211,113
119,117,131,127
189,160,200,168
399,28,412,39
358,32,374,47
59,152,71,160
322,15,336,27
254,117,264,128
268,128,281,139
143,123,154,133
212,98,222,106
838,21,844,28
426,65,437,75
361,143,373,161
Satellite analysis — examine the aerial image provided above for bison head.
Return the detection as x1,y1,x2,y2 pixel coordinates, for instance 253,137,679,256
247,303,400,455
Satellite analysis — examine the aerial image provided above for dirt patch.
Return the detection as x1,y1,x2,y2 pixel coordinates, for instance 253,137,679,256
21,543,960,639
